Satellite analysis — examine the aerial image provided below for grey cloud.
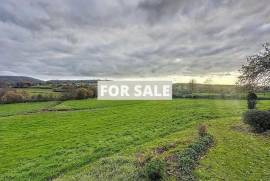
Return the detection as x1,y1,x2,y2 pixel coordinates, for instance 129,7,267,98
137,0,185,24
0,0,270,82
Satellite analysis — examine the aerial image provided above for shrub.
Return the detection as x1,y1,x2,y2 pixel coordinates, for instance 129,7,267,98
247,92,257,109
198,124,207,137
0,91,25,103
144,159,165,181
247,92,258,100
135,152,151,167
86,88,95,98
76,88,89,99
243,110,270,132
176,134,214,180
0,88,7,98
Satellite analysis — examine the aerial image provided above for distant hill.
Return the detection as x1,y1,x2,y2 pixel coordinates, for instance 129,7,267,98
0,76,44,87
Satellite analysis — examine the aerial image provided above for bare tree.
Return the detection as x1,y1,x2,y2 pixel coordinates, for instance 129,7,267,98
239,43,270,90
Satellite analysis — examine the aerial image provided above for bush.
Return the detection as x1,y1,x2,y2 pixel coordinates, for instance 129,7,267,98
247,92,257,109
75,88,88,99
198,124,207,137
247,92,258,100
0,88,7,97
0,91,25,103
176,134,214,180
144,159,165,181
243,110,270,132
86,88,95,98
76,88,90,99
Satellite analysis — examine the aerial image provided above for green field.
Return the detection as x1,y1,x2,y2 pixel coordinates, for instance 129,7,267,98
16,88,62,97
0,101,59,117
0,99,269,180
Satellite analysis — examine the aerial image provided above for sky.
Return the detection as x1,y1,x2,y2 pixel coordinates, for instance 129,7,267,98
0,0,270,84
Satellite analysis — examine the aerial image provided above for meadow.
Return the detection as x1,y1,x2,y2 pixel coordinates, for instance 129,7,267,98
0,99,270,180
16,88,62,98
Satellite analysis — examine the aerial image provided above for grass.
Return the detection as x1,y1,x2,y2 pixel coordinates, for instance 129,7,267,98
16,88,62,97
195,118,270,180
51,99,142,111
174,92,270,100
257,92,270,99
0,101,59,117
0,99,269,180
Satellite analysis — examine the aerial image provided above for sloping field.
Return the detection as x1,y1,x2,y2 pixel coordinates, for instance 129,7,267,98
0,99,269,180
195,117,270,180
0,101,59,117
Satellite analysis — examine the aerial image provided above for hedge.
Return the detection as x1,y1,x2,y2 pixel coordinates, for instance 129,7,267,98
175,134,214,180
243,110,270,132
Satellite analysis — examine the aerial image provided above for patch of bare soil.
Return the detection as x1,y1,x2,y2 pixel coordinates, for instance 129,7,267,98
231,123,251,133
231,123,270,138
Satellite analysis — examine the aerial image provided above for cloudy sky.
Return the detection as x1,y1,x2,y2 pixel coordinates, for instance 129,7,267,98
0,0,270,84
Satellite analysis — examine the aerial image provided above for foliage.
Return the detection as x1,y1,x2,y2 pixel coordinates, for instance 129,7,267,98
76,88,89,99
0,88,7,97
247,92,258,109
0,91,28,103
243,110,270,132
144,159,165,181
198,124,208,137
247,92,258,100
61,86,96,100
0,88,64,104
239,43,270,89
175,134,214,180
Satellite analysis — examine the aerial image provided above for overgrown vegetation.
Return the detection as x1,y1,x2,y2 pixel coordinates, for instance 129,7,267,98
0,85,97,104
61,86,96,100
144,159,166,180
173,134,214,180
0,90,26,103
142,125,214,181
243,110,270,132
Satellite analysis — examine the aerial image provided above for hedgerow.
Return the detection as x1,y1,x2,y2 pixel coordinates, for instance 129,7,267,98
243,110,270,132
175,134,214,180
143,132,214,181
